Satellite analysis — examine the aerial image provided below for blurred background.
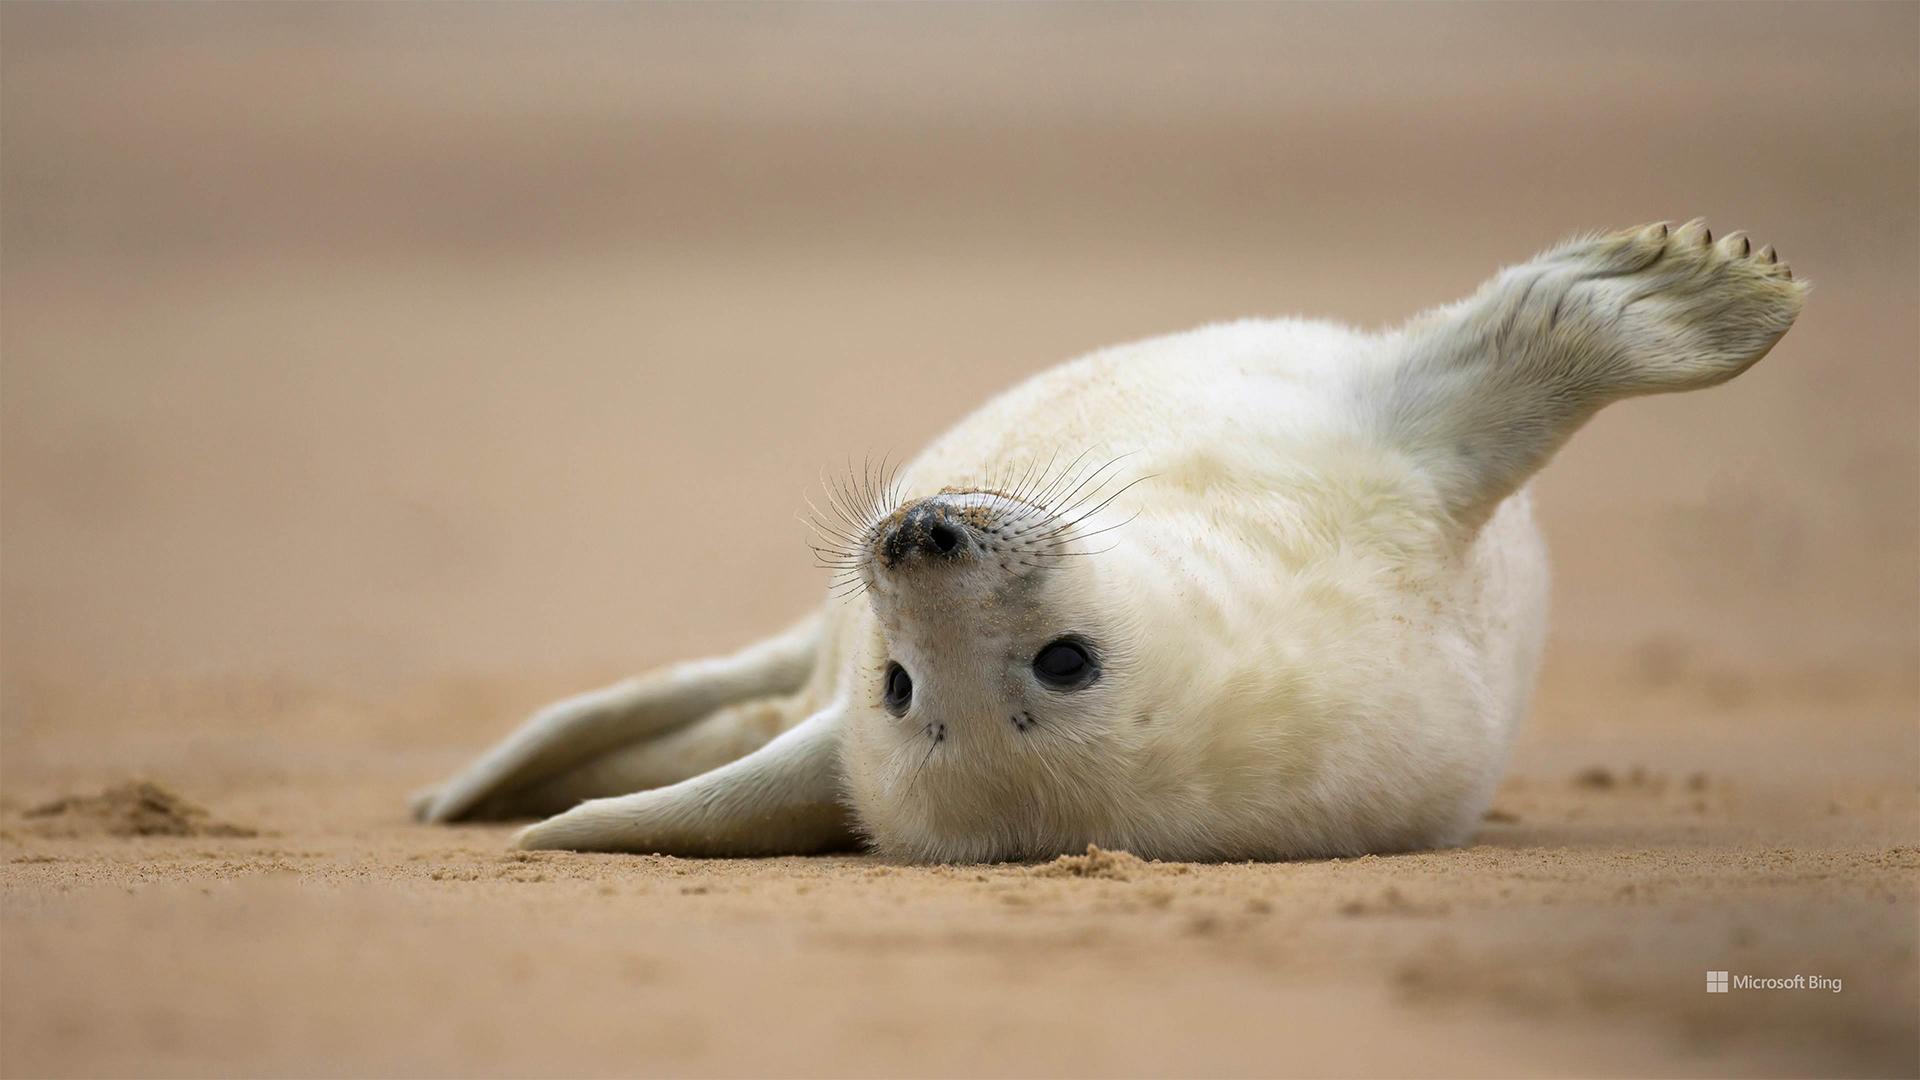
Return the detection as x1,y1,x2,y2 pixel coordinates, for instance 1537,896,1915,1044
4,2,1913,690
2,5,1915,1077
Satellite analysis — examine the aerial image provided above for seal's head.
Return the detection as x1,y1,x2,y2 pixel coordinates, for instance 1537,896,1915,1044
829,469,1150,862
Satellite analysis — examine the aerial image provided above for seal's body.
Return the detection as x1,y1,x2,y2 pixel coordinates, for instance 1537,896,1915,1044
416,221,1804,862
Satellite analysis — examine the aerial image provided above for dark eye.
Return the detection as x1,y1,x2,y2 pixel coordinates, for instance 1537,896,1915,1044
1032,638,1098,690
883,661,913,715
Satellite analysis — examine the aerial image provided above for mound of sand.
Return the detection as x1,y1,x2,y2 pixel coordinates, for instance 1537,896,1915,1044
1028,843,1149,881
22,781,257,839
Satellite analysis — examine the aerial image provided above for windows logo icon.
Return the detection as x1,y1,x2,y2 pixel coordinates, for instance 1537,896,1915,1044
1707,971,1730,993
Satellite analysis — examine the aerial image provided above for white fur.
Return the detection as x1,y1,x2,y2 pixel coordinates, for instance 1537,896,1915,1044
416,221,1804,862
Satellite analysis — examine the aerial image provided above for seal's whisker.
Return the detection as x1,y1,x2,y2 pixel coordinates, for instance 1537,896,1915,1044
1004,451,1051,518
801,496,867,552
998,445,1075,526
806,535,859,558
1028,456,1100,519
801,503,864,545
1028,476,1153,545
1040,505,1143,538
1004,452,1133,543
808,471,842,517
1044,455,1139,522
850,455,874,529
808,457,898,594
842,454,864,516
1029,543,1123,558
805,542,860,568
812,473,863,536
1035,480,1119,536
1026,446,1101,516
1016,559,1066,573
824,464,868,530
885,454,908,510
807,545,860,567
1018,450,1057,502
906,723,945,795
871,453,890,512
830,581,871,601
842,456,878,526
992,450,1055,527
1032,508,1145,549
861,452,892,526
990,459,1012,500
822,468,889,547
993,459,1026,520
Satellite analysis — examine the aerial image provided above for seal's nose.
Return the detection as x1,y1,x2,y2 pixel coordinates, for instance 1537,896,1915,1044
880,504,971,567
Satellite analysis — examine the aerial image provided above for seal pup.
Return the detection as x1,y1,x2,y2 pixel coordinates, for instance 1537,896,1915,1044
414,220,1804,862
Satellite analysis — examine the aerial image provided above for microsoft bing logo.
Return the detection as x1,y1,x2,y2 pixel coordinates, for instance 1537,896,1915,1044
1704,969,1841,993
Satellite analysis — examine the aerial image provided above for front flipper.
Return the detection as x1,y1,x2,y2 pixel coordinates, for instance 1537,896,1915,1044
513,705,856,856
420,612,820,824
1372,220,1805,531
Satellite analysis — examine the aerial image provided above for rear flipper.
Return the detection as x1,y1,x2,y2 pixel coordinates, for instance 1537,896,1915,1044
1371,220,1806,531
417,612,820,823
514,705,855,856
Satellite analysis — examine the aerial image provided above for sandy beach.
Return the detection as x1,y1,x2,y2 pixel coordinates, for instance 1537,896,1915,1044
3,4,1916,1075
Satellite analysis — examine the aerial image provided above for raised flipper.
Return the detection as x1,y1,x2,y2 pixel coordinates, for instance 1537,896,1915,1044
514,704,855,856
1370,220,1805,530
418,612,821,823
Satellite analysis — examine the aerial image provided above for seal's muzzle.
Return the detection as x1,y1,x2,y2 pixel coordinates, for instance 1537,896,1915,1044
879,501,972,568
